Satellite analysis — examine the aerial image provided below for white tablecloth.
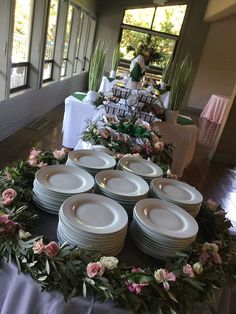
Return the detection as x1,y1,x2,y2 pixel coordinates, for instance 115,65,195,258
99,76,123,93
200,94,229,124
62,93,102,148
152,121,198,177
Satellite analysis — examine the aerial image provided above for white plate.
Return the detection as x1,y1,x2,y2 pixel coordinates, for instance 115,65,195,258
95,170,149,197
35,165,94,194
134,198,198,239
68,150,116,170
118,156,163,178
151,178,203,205
61,193,128,234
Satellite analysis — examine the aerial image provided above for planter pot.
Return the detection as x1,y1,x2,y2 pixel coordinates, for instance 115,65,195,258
165,109,179,124
109,70,116,79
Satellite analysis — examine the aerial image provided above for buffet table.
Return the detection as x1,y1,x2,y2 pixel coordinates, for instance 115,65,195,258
0,206,233,314
62,92,197,177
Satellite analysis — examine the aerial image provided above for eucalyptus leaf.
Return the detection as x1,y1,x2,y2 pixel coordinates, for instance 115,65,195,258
38,276,48,281
83,282,87,298
46,259,50,275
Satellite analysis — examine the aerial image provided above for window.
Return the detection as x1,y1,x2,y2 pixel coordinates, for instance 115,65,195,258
120,4,187,71
10,0,34,91
74,12,96,74
43,0,59,81
61,5,73,77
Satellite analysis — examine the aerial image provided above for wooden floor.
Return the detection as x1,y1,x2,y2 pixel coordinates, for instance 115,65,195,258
0,104,235,232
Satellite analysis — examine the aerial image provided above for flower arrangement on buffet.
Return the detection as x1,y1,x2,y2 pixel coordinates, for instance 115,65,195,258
82,117,174,173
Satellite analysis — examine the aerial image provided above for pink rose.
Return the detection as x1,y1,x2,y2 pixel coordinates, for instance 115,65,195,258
207,199,218,210
212,253,222,264
126,282,149,294
183,264,195,278
44,241,59,257
27,158,38,167
86,262,105,278
2,188,17,206
53,149,67,160
0,214,9,224
99,128,110,139
4,219,18,234
29,148,41,159
131,144,142,154
33,239,45,254
154,141,164,151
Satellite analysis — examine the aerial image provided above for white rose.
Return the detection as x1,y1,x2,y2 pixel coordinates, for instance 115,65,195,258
19,229,32,240
193,262,203,275
154,268,164,283
99,256,118,270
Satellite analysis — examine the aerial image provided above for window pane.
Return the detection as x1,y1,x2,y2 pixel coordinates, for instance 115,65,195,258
123,8,155,29
149,36,176,68
63,5,73,59
43,62,52,80
120,29,149,61
11,0,33,63
10,66,27,89
152,5,187,35
44,0,59,60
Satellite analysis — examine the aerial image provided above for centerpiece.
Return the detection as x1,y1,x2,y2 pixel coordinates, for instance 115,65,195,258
0,148,236,314
82,117,174,172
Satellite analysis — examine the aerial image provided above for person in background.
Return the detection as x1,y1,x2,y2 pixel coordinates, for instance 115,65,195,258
126,44,160,90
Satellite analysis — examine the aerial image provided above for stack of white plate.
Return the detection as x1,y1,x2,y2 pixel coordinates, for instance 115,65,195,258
117,155,163,183
66,149,116,176
130,198,199,260
150,178,203,217
33,165,94,214
94,169,149,218
57,193,128,255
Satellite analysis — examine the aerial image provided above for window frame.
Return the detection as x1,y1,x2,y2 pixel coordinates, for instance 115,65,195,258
10,0,35,93
118,3,188,75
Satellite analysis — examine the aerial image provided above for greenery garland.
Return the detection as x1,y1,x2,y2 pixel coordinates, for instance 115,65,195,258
0,148,236,314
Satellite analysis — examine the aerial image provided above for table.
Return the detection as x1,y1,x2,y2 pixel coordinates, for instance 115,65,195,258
152,121,198,177
0,206,234,314
62,93,101,149
200,94,229,124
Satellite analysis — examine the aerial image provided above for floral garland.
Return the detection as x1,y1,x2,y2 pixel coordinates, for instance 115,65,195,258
0,148,236,313
82,118,174,173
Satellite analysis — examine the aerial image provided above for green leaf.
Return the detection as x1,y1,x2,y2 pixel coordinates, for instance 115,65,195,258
184,278,205,291
83,282,87,298
46,259,50,275
38,276,48,281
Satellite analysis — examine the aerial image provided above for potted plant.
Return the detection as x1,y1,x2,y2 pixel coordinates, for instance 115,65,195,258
88,41,107,97
166,54,192,123
110,44,120,79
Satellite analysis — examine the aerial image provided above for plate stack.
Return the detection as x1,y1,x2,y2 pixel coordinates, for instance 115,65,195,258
57,193,128,256
117,156,163,183
150,178,203,217
94,169,149,218
130,198,199,260
66,150,116,176
33,165,94,214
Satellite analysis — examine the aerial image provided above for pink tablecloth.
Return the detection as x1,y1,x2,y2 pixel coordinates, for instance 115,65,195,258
200,94,229,124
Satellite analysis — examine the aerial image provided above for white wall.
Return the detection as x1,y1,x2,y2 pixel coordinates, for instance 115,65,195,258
187,15,236,110
0,73,88,141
